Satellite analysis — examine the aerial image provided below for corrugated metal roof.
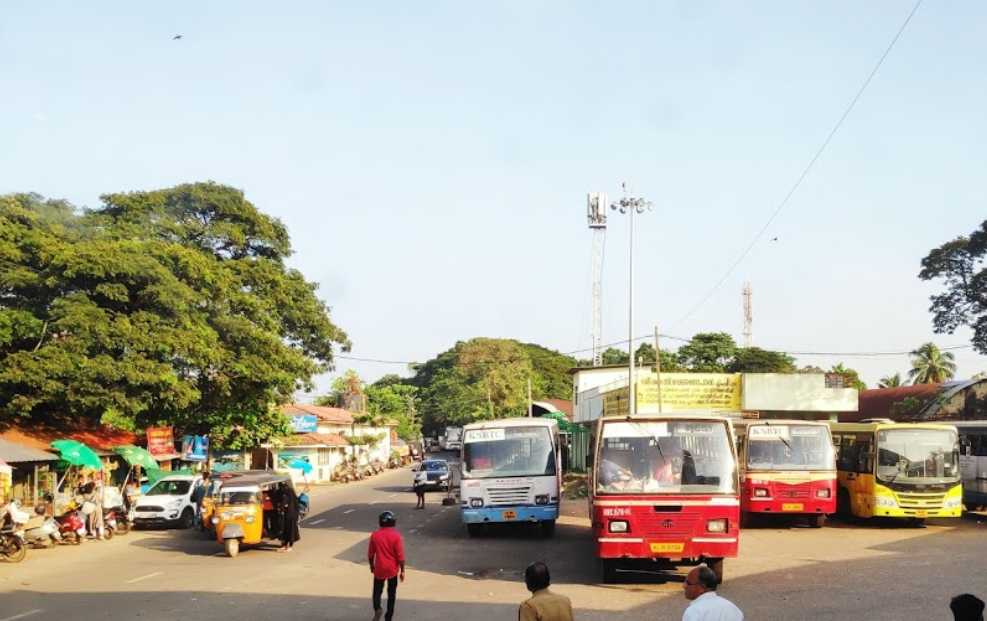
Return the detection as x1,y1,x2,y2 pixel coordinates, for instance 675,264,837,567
0,438,58,463
849,379,980,422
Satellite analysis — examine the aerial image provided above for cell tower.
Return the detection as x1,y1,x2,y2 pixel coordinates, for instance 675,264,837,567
587,193,608,366
742,282,753,347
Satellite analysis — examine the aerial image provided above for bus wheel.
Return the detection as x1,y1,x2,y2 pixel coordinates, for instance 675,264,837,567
540,520,556,538
466,523,481,538
809,514,826,528
708,558,724,584
600,559,617,584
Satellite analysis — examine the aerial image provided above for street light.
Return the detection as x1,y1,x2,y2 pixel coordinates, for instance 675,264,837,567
610,183,653,416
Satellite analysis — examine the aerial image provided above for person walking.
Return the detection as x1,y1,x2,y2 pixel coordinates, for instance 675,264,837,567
413,477,426,509
368,511,405,621
277,484,301,552
518,562,573,621
951,594,985,621
192,471,210,530
681,565,743,621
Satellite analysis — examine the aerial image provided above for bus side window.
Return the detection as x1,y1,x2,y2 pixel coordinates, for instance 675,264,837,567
973,434,987,457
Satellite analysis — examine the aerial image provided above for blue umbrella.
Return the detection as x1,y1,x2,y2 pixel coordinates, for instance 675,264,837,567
288,459,313,475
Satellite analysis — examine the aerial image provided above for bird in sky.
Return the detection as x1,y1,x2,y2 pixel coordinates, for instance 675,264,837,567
172,34,183,40
770,237,779,242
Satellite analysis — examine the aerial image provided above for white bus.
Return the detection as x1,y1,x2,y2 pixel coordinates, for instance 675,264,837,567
955,421,987,510
460,417,561,537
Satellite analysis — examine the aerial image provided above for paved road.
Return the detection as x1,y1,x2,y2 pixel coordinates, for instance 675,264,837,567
2,458,986,621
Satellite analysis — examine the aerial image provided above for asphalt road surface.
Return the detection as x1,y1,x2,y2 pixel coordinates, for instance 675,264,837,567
2,455,986,621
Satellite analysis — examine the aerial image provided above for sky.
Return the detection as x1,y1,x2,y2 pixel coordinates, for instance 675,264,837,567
2,1,986,395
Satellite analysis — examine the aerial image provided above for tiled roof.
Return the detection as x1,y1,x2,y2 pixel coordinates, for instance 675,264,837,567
282,403,354,425
283,432,348,448
847,382,956,422
0,426,139,453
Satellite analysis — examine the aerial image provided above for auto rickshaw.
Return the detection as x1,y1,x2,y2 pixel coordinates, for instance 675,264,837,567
209,471,295,558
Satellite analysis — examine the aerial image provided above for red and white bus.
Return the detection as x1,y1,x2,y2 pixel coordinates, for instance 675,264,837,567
590,414,740,583
734,420,836,527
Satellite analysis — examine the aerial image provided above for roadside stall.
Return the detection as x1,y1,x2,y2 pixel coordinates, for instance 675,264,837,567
0,439,58,506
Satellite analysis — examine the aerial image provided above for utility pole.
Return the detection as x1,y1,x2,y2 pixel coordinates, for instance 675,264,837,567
743,282,753,348
527,377,533,418
610,183,653,416
654,325,664,413
587,193,608,366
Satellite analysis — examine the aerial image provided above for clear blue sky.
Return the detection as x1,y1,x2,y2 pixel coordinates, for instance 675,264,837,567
3,1,986,393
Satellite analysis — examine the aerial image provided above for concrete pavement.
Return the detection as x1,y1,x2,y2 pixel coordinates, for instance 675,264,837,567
2,461,987,621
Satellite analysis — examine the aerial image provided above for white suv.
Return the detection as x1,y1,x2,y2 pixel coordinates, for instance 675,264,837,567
133,474,201,529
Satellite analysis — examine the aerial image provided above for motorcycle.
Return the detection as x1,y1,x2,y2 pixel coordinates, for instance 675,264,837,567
0,507,27,563
103,505,130,536
298,492,310,520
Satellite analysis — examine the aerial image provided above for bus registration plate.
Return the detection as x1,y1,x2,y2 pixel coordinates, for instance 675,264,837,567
650,542,684,554
502,510,517,520
782,503,804,512
914,510,928,518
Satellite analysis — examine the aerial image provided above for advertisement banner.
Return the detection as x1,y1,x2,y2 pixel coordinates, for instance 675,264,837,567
181,435,209,461
291,414,318,433
146,427,176,459
603,373,742,415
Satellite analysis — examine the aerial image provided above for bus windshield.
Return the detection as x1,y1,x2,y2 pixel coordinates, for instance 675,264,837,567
462,427,556,478
597,420,736,495
747,425,834,471
877,428,959,484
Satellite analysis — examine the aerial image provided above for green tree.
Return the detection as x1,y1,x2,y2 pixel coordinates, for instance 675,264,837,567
600,347,629,365
878,373,903,388
907,342,956,385
633,342,683,371
677,332,737,372
366,380,420,441
919,219,987,354
727,347,796,373
829,363,867,391
0,184,350,449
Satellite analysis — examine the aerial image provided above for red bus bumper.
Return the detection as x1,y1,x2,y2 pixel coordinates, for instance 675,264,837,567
592,496,740,561
741,477,836,515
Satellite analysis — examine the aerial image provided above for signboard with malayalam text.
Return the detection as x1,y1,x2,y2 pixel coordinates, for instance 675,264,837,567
603,373,742,416
146,427,176,459
290,414,318,433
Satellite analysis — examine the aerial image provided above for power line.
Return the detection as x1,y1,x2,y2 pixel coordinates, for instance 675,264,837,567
673,0,924,328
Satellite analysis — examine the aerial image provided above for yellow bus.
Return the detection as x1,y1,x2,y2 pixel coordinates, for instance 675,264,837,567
829,421,962,523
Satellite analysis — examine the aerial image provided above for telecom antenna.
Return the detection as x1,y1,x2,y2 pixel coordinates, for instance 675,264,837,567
587,193,608,366
742,282,753,347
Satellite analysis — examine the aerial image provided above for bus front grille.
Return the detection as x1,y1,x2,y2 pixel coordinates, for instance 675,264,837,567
895,492,945,509
487,486,531,506
641,513,700,538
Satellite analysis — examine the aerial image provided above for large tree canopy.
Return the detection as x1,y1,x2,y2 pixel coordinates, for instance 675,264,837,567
920,219,987,354
0,183,350,448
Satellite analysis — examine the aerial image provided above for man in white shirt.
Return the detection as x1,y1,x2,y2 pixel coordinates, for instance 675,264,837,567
682,565,743,621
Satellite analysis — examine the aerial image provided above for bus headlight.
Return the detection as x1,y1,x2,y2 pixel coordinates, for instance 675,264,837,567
608,520,628,533
211,516,220,525
816,489,831,498
944,497,961,508
535,495,549,505
469,498,484,508
706,519,728,533
753,488,769,498
875,496,897,508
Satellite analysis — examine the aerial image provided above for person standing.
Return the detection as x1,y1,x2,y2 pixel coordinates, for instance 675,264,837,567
951,594,985,621
518,562,573,621
413,477,426,509
368,511,405,621
681,565,743,621
192,472,210,530
277,484,301,552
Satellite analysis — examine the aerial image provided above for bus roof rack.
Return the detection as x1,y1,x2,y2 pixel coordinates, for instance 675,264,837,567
857,418,895,424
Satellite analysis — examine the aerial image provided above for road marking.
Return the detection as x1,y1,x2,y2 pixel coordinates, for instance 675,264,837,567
369,500,378,505
343,509,355,514
308,518,324,525
1,610,43,621
126,571,163,584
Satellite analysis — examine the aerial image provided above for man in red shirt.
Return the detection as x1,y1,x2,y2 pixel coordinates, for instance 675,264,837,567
368,511,405,621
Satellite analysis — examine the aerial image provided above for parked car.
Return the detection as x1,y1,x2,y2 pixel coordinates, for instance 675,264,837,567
133,474,201,529
427,438,441,453
413,459,451,491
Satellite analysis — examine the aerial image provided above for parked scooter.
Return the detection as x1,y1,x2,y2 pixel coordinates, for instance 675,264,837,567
12,501,62,548
298,492,310,520
55,506,87,545
103,505,130,536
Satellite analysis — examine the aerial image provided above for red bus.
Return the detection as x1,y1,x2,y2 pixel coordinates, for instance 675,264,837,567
734,420,836,527
590,414,740,583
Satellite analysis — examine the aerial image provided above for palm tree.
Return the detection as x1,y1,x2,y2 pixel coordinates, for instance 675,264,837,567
907,342,957,385
878,373,903,388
